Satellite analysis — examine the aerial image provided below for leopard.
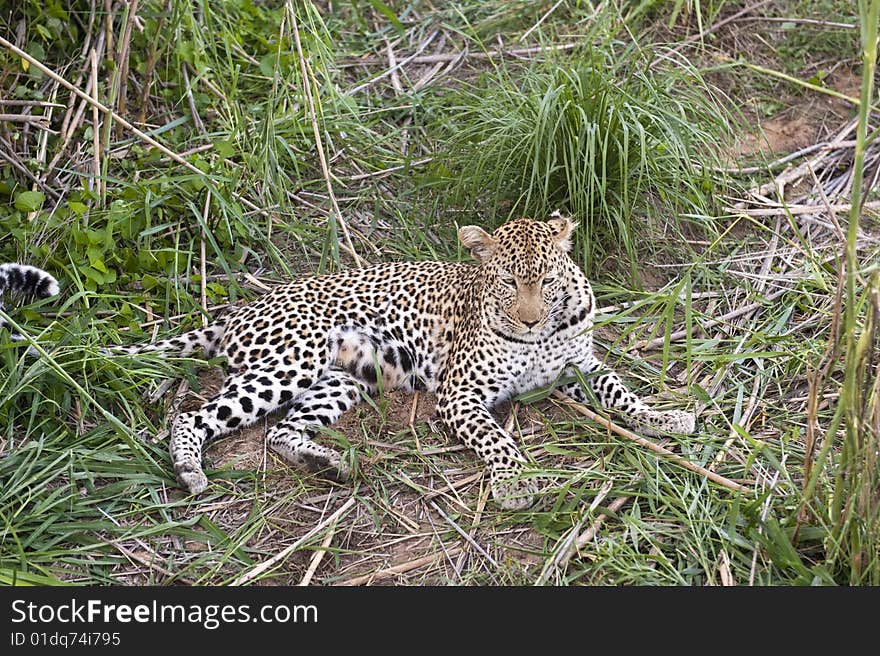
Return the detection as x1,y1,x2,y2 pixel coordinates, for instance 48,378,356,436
0,263,60,349
120,215,695,510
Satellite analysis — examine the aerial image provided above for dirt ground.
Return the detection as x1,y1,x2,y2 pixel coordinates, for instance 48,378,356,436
731,67,858,157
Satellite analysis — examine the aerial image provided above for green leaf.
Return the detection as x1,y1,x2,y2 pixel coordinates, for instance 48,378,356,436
87,248,108,272
366,0,404,33
14,190,46,212
141,274,159,291
86,229,105,245
207,282,228,298
215,140,235,158
81,264,106,284
258,54,276,77
26,43,45,61
35,24,52,40
47,1,69,20
68,201,88,215
690,384,711,404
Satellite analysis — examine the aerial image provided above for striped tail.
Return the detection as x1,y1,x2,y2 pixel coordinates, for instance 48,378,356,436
0,263,59,300
117,324,226,358
0,263,59,344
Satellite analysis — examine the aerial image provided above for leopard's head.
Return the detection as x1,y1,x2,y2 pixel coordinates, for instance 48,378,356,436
459,214,578,338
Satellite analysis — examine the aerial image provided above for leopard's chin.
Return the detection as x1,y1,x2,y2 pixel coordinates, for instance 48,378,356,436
496,322,547,341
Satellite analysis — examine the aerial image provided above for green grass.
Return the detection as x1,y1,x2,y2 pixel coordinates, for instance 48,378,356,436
0,0,878,586
805,0,880,584
434,45,730,281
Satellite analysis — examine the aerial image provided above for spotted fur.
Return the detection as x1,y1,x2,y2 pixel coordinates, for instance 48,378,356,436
0,263,59,346
124,216,695,509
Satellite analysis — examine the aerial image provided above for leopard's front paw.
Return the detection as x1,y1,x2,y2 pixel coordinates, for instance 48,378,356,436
175,463,209,495
666,409,696,434
301,450,351,482
633,408,696,436
490,472,538,510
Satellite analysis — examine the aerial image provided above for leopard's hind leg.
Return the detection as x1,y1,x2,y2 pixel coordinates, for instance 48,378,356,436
265,368,367,480
264,326,415,480
171,369,300,493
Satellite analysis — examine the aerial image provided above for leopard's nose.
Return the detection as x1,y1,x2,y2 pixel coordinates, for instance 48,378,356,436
523,319,539,328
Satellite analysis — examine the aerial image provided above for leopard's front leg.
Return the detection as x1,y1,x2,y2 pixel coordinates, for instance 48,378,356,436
436,390,537,510
560,353,695,436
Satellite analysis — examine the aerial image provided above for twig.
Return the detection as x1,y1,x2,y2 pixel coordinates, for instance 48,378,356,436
520,0,567,42
347,157,433,181
808,162,848,242
34,81,59,169
714,140,856,175
727,200,880,217
146,377,177,405
154,143,214,162
534,479,614,585
744,117,858,200
412,60,446,91
199,191,210,327
344,29,439,96
43,19,103,183
661,0,774,58
633,288,788,351
334,546,464,586
795,258,845,541
735,16,857,30
574,493,634,551
137,0,168,125
0,35,209,181
298,518,340,586
96,507,181,581
408,390,421,452
428,499,498,568
230,497,356,586
0,100,66,108
114,0,140,138
0,145,58,198
749,457,784,585
182,65,205,134
385,38,403,95
0,34,283,233
718,550,735,586
103,0,114,63
345,39,589,68
553,392,750,493
90,47,101,209
109,539,177,580
186,62,225,100
711,373,761,472
0,114,51,125
470,477,491,530
504,404,518,433
424,471,482,500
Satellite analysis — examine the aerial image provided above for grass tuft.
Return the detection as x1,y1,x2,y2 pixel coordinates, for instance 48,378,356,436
436,45,732,282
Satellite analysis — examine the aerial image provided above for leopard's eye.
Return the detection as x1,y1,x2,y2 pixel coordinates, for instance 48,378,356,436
542,276,556,286
501,275,517,288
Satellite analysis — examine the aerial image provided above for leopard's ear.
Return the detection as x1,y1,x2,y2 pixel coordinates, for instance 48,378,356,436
547,211,578,253
458,225,497,263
